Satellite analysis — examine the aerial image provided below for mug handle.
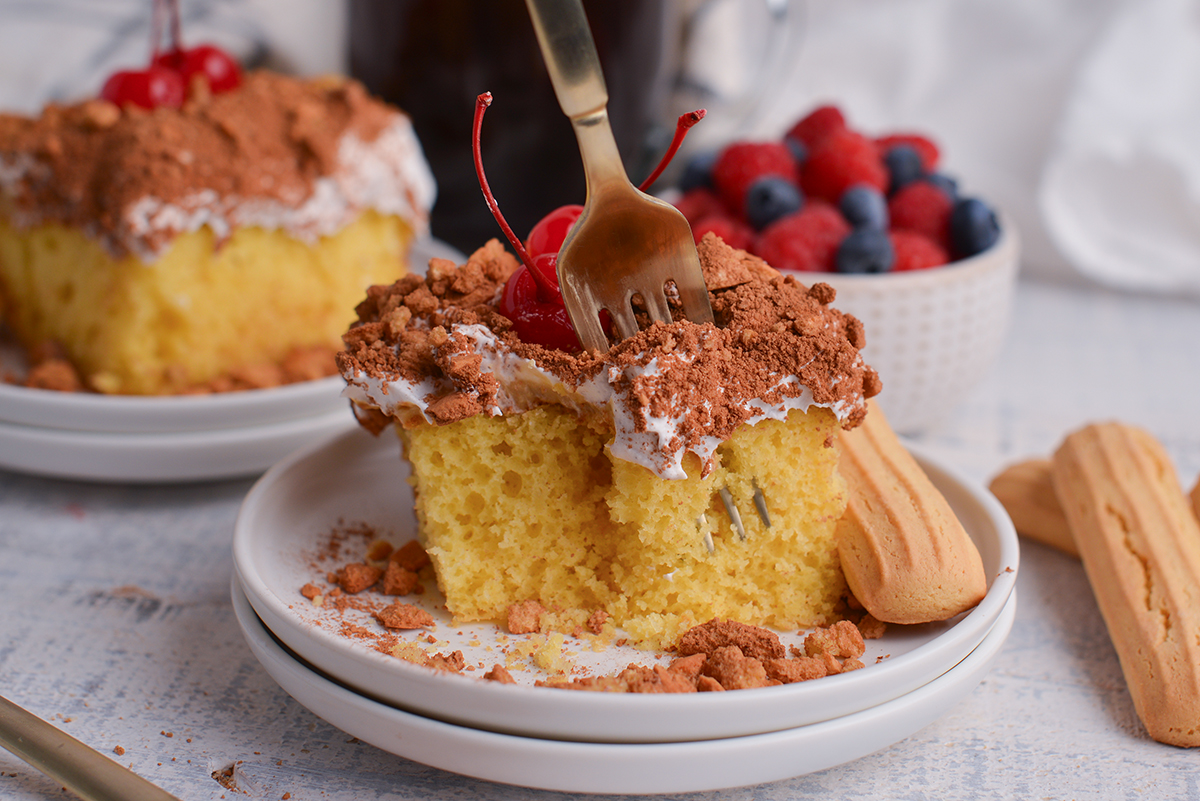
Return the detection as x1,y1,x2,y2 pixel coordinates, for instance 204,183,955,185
672,0,806,148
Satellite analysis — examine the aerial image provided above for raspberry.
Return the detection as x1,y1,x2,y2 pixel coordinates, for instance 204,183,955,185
876,134,940,172
711,142,799,215
888,180,952,248
889,230,949,271
786,105,847,150
692,215,755,252
800,129,887,205
673,187,727,225
754,201,850,272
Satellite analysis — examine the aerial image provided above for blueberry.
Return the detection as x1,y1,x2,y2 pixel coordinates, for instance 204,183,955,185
839,184,889,231
883,144,924,195
923,172,959,200
678,151,717,192
949,197,1000,258
784,136,809,166
745,176,803,230
836,229,895,274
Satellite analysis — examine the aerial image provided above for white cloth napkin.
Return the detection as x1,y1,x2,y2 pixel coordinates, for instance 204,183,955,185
1040,0,1200,295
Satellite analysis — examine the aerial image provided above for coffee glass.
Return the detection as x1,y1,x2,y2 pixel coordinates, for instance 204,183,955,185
349,0,800,254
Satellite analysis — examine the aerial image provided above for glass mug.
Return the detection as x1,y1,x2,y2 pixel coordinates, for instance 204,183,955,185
348,0,800,254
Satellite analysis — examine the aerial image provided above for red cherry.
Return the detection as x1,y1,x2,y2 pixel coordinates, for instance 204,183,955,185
154,44,242,94
100,65,186,109
498,255,583,352
526,205,583,261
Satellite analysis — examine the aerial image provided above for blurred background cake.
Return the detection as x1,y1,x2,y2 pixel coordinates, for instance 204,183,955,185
0,65,434,394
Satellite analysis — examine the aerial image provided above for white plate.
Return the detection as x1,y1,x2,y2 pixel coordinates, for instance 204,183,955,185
232,577,1017,795
0,237,463,435
233,425,1019,743
0,408,357,483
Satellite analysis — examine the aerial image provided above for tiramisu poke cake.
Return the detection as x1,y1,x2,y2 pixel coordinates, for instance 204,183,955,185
0,37,434,394
339,231,882,648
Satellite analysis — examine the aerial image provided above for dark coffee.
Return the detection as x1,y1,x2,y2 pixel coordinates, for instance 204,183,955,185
349,0,676,254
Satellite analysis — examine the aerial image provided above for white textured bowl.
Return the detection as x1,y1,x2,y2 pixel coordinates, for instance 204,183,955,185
819,220,1019,434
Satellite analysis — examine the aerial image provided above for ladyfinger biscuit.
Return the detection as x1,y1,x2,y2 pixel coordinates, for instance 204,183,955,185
835,400,987,624
1052,422,1200,747
988,459,1079,557
1190,475,1200,525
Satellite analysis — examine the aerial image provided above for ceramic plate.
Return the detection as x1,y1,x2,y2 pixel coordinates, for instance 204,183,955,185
0,237,463,435
233,578,1017,794
233,425,1019,743
0,408,357,483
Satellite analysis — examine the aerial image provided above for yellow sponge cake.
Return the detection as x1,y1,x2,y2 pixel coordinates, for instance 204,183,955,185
339,235,881,649
0,71,434,394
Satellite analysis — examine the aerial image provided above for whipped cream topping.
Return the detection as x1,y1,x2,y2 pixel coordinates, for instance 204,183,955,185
121,116,435,260
337,235,882,480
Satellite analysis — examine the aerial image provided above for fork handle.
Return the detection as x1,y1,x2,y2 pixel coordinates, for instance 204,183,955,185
525,0,608,120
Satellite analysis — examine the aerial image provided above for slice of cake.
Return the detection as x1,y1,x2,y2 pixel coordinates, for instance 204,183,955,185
338,234,881,648
0,71,435,395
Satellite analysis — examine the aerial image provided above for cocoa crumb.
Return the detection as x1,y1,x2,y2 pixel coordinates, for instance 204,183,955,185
427,650,466,673
113,745,125,756
857,614,887,640
373,602,434,630
676,618,785,662
701,645,774,690
585,609,609,634
483,664,517,684
379,562,420,595
803,620,865,659
764,656,828,684
389,540,431,572
299,583,323,601
332,563,382,594
506,600,546,634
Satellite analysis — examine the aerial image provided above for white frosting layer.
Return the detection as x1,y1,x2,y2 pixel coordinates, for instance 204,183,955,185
342,323,856,480
122,115,436,260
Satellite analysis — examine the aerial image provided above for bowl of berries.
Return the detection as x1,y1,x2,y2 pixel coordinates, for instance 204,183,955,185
671,105,1019,434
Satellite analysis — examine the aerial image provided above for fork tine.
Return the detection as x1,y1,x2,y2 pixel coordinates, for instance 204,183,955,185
560,285,609,352
674,271,715,327
643,285,674,327
752,479,771,527
718,487,747,541
608,300,641,341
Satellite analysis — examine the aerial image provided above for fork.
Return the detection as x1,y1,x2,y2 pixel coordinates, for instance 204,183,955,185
525,0,715,352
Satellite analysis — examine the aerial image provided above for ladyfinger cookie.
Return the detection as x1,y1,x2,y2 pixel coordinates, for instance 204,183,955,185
1052,422,1200,747
835,400,987,624
988,459,1079,557
1190,475,1200,525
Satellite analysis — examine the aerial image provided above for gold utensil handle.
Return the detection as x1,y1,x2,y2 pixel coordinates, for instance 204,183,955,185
0,694,181,801
525,0,608,120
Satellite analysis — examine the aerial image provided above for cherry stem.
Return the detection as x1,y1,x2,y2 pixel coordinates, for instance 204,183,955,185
473,93,559,297
637,109,707,193
168,0,182,53
150,0,165,61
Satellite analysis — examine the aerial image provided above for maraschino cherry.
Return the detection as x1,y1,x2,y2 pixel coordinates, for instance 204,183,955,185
474,93,583,352
100,0,241,109
475,94,705,352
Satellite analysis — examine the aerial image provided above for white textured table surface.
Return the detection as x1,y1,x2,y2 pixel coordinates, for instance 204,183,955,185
2,277,1199,801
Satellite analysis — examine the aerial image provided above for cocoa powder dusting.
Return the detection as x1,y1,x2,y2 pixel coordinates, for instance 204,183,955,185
338,233,880,471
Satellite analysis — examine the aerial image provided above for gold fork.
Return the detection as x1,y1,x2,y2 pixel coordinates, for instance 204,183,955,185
525,0,715,352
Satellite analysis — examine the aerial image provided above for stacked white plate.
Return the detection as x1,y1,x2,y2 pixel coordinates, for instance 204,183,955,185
0,238,460,483
231,426,1020,795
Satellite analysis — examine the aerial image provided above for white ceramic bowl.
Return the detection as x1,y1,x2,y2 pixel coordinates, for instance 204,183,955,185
819,220,1019,434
